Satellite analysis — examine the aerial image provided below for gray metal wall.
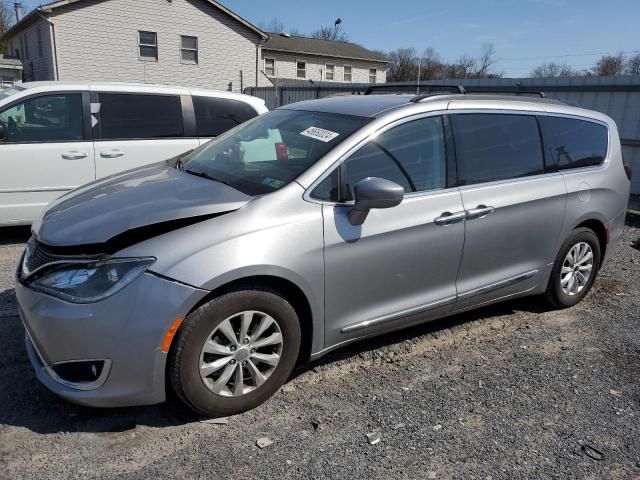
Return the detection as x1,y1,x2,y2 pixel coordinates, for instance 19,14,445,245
245,76,640,194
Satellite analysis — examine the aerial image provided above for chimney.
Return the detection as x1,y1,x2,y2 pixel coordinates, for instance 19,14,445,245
14,2,23,23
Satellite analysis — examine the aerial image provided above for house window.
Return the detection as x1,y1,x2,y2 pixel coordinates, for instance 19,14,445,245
343,65,352,82
37,26,43,57
180,36,198,64
296,60,306,79
265,57,276,77
325,64,335,81
369,68,377,83
138,31,158,60
21,35,29,60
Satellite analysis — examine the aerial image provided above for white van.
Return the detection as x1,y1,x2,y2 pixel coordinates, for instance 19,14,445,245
0,82,267,225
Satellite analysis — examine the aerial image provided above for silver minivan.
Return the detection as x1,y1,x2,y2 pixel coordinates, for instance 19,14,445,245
15,93,631,416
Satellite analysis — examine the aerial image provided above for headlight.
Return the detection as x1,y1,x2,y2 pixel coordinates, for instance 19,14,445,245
31,258,155,303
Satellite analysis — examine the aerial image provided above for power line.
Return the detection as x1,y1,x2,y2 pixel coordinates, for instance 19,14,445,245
506,63,596,71
498,49,640,62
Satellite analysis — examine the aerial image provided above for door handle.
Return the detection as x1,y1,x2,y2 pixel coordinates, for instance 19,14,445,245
434,211,466,226
466,205,495,220
61,151,88,160
100,150,125,158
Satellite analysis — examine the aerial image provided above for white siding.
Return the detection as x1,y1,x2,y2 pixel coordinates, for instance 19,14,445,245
48,0,262,92
6,20,56,81
261,51,387,84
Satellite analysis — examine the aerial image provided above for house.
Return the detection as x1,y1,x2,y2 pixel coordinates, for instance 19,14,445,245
1,0,387,93
260,33,387,85
0,0,268,93
0,54,23,87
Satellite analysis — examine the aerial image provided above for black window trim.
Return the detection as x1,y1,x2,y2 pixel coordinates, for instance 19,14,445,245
307,109,611,203
307,112,454,204
0,90,92,145
93,91,191,141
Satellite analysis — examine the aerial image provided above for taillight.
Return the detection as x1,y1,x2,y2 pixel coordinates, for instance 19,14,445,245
624,164,632,180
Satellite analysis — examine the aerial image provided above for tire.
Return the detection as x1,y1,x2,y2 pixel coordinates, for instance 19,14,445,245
168,287,301,417
544,227,601,309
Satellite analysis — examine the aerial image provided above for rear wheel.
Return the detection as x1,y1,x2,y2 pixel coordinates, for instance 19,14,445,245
169,287,301,417
544,227,601,308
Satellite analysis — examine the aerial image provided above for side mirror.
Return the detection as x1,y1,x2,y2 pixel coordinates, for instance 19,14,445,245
0,124,7,142
348,177,404,225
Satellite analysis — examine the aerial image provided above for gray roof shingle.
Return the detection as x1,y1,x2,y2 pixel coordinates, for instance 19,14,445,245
263,33,388,63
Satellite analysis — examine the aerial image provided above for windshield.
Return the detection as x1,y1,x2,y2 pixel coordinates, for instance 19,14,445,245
183,109,369,196
0,85,26,102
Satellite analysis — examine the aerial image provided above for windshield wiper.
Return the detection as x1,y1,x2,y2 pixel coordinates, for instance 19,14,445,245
185,169,232,187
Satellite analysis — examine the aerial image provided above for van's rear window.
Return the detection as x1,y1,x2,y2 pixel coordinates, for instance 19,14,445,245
538,116,608,170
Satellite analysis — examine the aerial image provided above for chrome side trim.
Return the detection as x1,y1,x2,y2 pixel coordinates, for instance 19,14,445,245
457,269,539,300
340,269,539,336
0,186,75,193
341,295,456,333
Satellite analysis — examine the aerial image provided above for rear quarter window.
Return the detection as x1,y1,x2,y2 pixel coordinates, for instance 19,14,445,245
538,116,608,170
193,96,258,137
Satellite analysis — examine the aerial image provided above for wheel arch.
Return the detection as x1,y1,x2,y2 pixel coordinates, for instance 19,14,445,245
182,274,316,363
574,218,607,266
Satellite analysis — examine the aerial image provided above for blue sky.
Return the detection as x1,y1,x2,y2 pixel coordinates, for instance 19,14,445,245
21,0,639,77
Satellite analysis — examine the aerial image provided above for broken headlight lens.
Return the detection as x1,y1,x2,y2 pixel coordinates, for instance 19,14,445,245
31,258,155,303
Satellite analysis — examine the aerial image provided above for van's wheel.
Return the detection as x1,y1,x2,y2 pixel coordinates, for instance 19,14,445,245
544,227,601,309
169,287,300,417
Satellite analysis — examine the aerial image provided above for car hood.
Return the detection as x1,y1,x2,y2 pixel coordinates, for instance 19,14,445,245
33,162,252,248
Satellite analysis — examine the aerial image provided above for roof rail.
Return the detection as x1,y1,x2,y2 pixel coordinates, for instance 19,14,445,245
364,84,465,95
363,83,547,100
461,86,546,98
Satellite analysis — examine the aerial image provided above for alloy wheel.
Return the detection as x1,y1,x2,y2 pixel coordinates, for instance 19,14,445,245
199,310,283,397
560,241,594,296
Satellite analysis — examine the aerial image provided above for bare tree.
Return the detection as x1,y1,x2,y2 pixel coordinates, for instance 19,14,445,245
530,62,577,78
311,23,349,42
386,47,418,82
475,43,497,78
257,18,304,36
258,18,286,33
0,0,13,54
625,54,640,75
592,53,625,76
448,54,478,79
419,47,445,80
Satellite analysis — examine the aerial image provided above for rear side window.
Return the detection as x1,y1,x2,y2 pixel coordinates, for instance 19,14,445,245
193,96,259,137
451,114,544,186
538,116,608,170
97,93,183,140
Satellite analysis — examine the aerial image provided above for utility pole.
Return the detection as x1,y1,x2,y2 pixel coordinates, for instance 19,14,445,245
417,56,421,94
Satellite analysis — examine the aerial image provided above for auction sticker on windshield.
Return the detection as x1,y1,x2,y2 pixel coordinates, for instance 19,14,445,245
300,126,340,143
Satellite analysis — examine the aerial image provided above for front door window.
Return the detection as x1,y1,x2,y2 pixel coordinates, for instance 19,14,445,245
0,94,83,143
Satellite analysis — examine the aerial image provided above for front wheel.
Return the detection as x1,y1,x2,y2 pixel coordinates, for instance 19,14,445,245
169,287,301,417
544,227,601,309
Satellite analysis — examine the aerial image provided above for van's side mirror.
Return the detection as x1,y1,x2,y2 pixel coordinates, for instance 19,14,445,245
348,177,404,225
0,124,7,142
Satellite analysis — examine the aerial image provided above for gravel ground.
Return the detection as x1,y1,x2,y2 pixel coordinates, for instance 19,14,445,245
1,220,639,480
